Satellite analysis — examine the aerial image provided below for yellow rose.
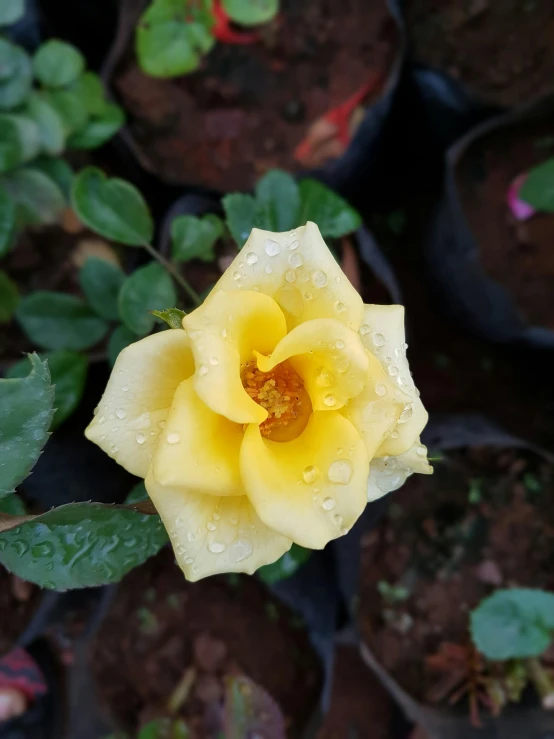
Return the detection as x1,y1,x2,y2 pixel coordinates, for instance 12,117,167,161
86,222,431,581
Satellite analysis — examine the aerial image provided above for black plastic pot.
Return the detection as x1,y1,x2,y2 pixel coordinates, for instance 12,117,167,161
423,94,554,349
356,412,554,739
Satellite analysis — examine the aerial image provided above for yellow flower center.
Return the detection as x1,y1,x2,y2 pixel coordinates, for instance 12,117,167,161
241,358,309,439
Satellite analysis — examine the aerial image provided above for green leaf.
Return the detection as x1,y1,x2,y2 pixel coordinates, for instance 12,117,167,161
298,179,362,238
471,588,554,661
7,350,88,429
32,157,74,201
25,92,66,156
0,44,32,110
520,158,554,213
71,167,154,246
0,494,26,516
255,169,300,231
136,0,215,78
224,676,285,739
0,0,25,27
0,500,169,589
0,269,19,322
223,193,272,247
67,102,124,150
137,718,190,739
3,167,66,225
79,257,125,321
0,37,23,80
0,353,54,499
108,324,138,366
222,0,278,27
45,89,89,135
33,39,85,88
151,307,186,329
257,544,311,584
119,263,177,336
16,291,109,351
0,114,41,170
171,213,223,262
0,186,15,256
69,72,106,116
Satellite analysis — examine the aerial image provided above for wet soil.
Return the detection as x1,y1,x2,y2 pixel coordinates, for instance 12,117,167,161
0,570,40,657
359,447,554,703
458,121,554,330
115,0,397,191
91,548,322,738
407,0,554,108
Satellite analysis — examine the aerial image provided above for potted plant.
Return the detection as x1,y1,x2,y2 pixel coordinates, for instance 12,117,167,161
358,440,554,737
103,0,402,192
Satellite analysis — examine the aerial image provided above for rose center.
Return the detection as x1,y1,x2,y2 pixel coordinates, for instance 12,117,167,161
241,358,306,438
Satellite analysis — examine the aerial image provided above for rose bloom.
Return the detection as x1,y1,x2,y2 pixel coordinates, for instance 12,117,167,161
86,223,431,580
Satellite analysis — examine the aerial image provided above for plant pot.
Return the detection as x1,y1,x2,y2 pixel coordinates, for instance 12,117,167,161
356,413,554,738
102,0,404,196
401,0,554,149
424,94,554,348
87,548,324,738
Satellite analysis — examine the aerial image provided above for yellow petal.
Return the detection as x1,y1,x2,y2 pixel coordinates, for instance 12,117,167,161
367,439,433,502
359,304,428,456
152,378,244,496
183,290,287,424
211,221,364,331
145,471,292,581
241,412,369,549
256,318,369,412
341,352,408,459
85,330,194,478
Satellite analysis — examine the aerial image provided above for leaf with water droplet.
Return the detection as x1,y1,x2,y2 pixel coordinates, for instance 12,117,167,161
151,307,186,330
224,675,286,739
0,498,168,589
0,353,54,500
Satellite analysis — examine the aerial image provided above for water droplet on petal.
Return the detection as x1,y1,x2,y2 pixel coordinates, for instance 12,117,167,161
372,332,385,347
336,301,346,313
208,541,225,553
335,339,345,350
398,404,413,423
209,356,219,366
158,420,166,429
122,385,129,392
221,328,228,338
207,522,217,531
212,512,220,521
288,239,299,250
97,416,105,424
303,465,320,484
187,532,195,542
136,432,146,444
323,394,337,407
229,539,253,563
285,270,296,283
233,271,241,281
199,365,209,376
333,513,343,525
388,365,399,377
321,497,336,511
315,367,335,387
289,253,303,268
416,444,427,457
246,251,258,264
185,557,194,564
167,432,180,444
312,270,327,288
359,324,370,336
116,408,126,419
304,291,313,301
264,264,273,274
265,239,280,256
375,383,387,397
328,459,353,484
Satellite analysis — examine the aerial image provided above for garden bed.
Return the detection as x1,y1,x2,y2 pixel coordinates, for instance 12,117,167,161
457,119,554,331
406,0,554,108
0,571,40,656
114,0,398,191
91,548,322,737
359,446,554,709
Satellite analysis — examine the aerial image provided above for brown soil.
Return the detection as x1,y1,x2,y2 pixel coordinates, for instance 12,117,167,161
457,120,554,330
91,548,322,738
407,0,554,108
317,645,394,739
359,447,554,703
115,0,397,191
0,570,40,656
